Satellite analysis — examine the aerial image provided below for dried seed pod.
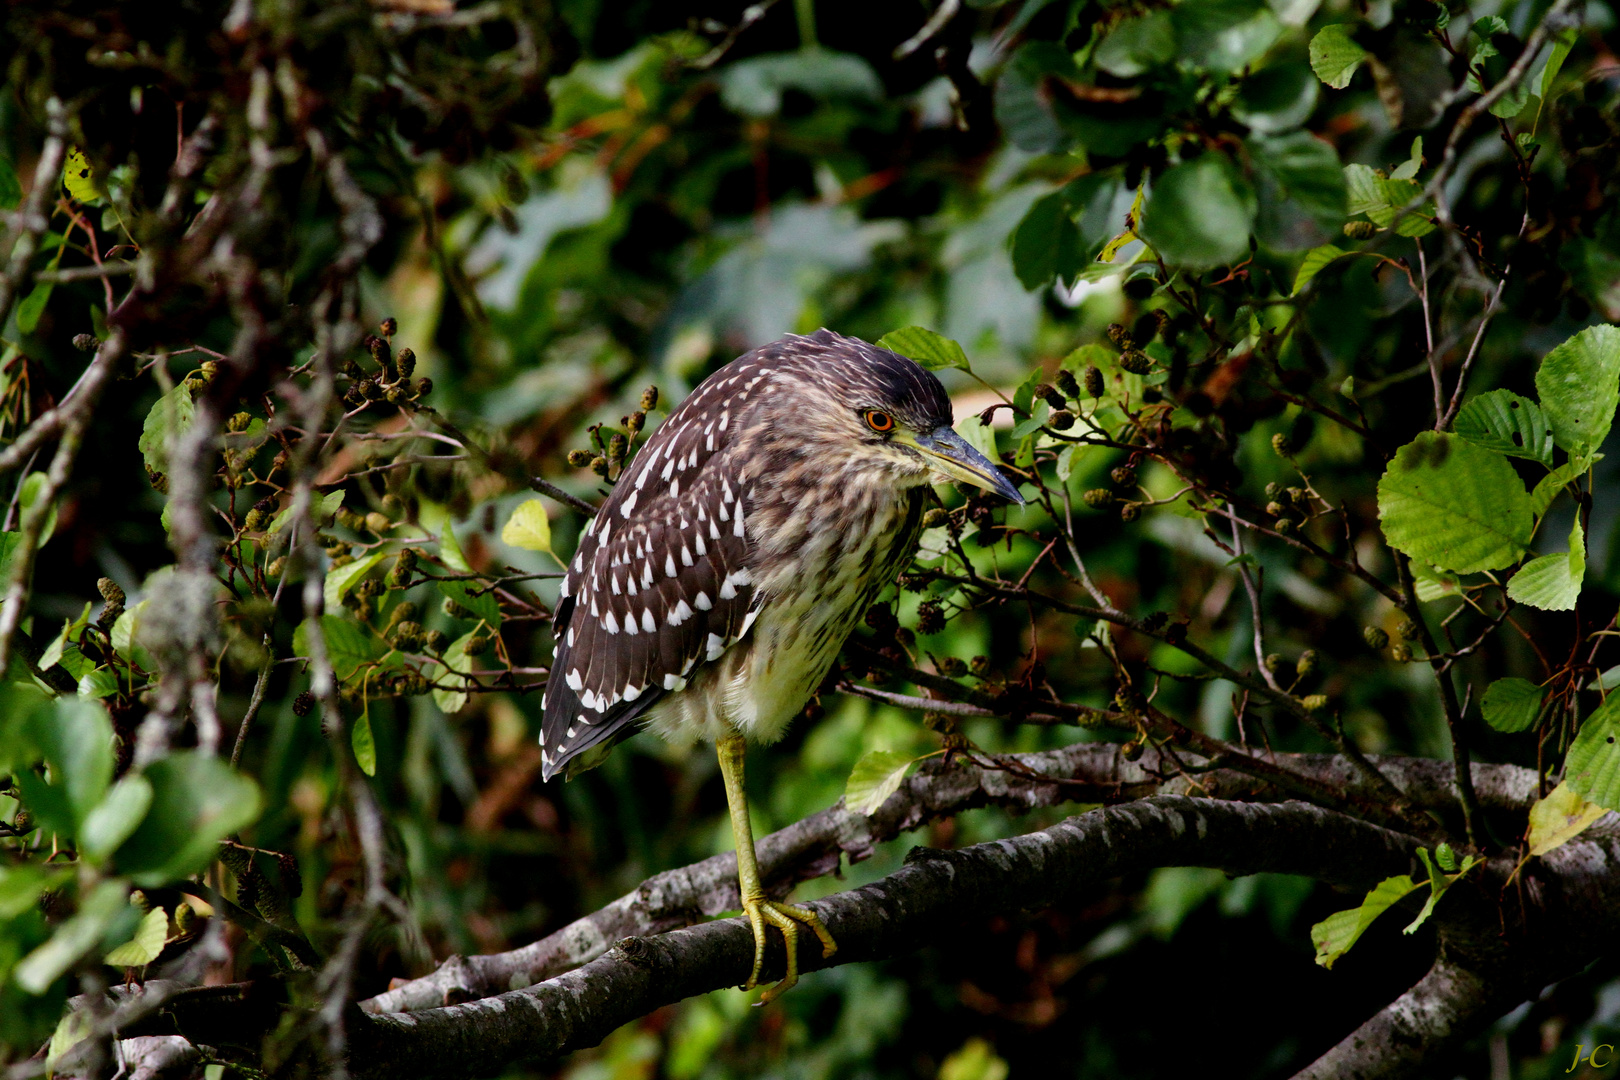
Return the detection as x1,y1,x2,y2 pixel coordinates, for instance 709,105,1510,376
1272,432,1292,458
627,410,645,435
227,412,253,433
97,578,126,607
466,633,491,656
380,317,398,338
396,348,416,379
442,597,473,619
424,629,448,653
72,333,99,352
1301,694,1329,712
1391,643,1414,662
1266,501,1288,518
608,433,627,461
1264,653,1284,674
1119,349,1152,375
1036,383,1066,410
267,557,286,577
1106,323,1133,349
414,377,433,399
640,385,659,411
1111,465,1136,488
590,455,609,478
244,509,266,532
292,692,315,717
1296,649,1319,678
1397,618,1421,642
916,600,944,635
1363,626,1390,650
1083,366,1104,398
1083,488,1115,509
1121,739,1144,761
365,512,393,533
1054,368,1080,399
1049,409,1075,430
1119,501,1141,523
1343,220,1378,239
970,655,990,676
936,656,967,677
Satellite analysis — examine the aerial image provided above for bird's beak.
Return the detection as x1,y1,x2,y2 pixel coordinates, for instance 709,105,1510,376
912,425,1025,505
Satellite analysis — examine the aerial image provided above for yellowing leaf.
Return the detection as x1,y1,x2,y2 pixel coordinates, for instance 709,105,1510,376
843,749,915,816
1310,874,1417,969
501,498,555,555
104,903,168,967
62,146,102,204
1527,781,1609,857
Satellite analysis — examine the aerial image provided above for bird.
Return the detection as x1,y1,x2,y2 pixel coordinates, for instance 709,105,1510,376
539,328,1023,1000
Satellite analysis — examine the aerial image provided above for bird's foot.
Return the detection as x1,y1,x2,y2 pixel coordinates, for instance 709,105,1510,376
740,896,836,1004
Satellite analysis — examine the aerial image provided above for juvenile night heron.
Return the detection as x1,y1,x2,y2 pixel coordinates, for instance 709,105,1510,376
540,329,1022,999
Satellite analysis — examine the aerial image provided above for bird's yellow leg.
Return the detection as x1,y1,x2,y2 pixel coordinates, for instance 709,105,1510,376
716,734,836,1002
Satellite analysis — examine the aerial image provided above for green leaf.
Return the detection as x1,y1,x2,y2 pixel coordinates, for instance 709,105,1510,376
844,749,916,816
1565,692,1620,812
14,879,129,993
15,281,54,335
1309,24,1368,88
438,579,501,628
1173,0,1280,75
1377,432,1534,574
17,471,58,546
418,500,471,573
1388,137,1424,181
1291,244,1347,295
955,415,999,465
62,147,102,204
79,774,154,863
1009,191,1084,291
1454,389,1554,465
1094,11,1175,78
1539,27,1578,101
104,903,168,967
501,498,556,556
12,698,115,838
293,615,386,680
1530,456,1590,517
1343,164,1434,236
1248,131,1347,231
0,154,21,210
0,864,63,920
138,385,196,476
1402,847,1479,934
1310,875,1418,969
77,668,119,699
112,753,261,886
324,551,387,614
431,630,478,715
1507,517,1586,611
1140,153,1256,269
875,326,972,372
1535,324,1620,459
1527,781,1609,857
351,711,377,777
1481,677,1544,733
1410,560,1460,602
38,603,92,673
718,49,882,117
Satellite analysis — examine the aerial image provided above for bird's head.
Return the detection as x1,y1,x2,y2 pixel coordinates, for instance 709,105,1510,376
773,331,1025,505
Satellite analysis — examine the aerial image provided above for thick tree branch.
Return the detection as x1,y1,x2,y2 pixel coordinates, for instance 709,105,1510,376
361,747,1538,1014
347,797,1423,1079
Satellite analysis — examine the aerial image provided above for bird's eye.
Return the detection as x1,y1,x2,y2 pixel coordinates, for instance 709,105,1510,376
864,410,895,433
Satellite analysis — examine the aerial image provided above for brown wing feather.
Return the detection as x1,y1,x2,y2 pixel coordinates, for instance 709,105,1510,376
540,356,772,780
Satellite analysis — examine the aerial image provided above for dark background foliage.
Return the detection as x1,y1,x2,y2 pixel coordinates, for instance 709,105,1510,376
1,0,1618,1077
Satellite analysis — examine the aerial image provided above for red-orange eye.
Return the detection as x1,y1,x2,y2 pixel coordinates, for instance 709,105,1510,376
864,410,895,433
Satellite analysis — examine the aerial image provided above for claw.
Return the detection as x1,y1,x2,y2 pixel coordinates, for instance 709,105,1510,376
741,897,837,1003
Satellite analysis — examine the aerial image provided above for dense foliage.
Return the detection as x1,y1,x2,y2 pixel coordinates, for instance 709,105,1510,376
0,0,1618,1077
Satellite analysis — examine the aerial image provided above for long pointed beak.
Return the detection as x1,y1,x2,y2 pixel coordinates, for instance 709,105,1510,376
915,425,1025,505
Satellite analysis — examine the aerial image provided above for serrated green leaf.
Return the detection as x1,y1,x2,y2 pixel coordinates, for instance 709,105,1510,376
844,749,916,816
1377,432,1533,574
1507,517,1585,611
112,753,261,886
12,697,115,838
325,551,387,613
1140,153,1256,269
292,615,386,680
78,667,119,699
1527,781,1608,857
1410,560,1460,602
1535,324,1620,459
1011,400,1049,438
138,385,196,476
79,774,154,863
1095,11,1176,77
1309,24,1367,89
1481,677,1543,733
1454,389,1554,465
1403,847,1479,934
1310,874,1418,969
104,904,168,967
1565,692,1620,812
351,711,376,777
1292,244,1347,295
875,326,971,372
501,498,556,556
